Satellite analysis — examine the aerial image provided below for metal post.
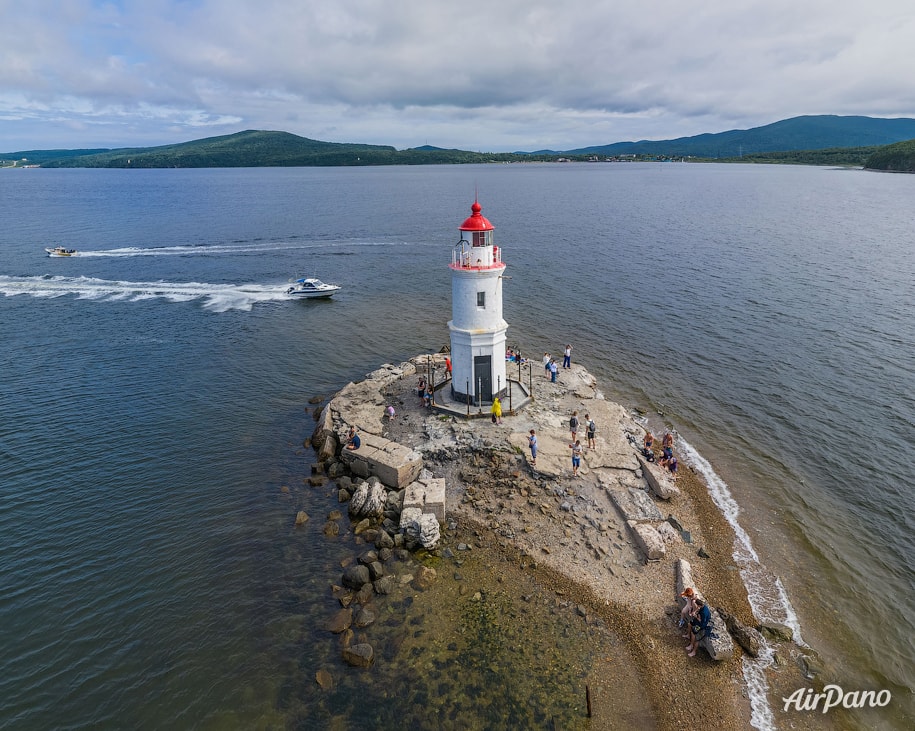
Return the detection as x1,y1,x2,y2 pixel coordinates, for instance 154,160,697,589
466,380,470,417
529,362,533,402
477,376,482,413
508,374,513,414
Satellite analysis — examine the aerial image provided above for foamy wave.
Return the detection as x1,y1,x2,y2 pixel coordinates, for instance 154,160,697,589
676,436,804,643
744,648,777,731
0,275,294,312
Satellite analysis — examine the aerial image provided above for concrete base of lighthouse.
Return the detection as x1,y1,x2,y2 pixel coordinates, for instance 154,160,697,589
448,327,507,404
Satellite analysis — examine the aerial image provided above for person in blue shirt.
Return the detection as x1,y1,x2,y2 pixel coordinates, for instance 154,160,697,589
686,598,712,657
345,426,361,450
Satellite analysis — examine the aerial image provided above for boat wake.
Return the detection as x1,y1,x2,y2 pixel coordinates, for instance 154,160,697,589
0,275,292,312
75,240,416,258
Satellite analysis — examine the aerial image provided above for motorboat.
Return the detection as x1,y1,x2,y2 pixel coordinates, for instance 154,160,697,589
285,277,341,299
46,246,78,257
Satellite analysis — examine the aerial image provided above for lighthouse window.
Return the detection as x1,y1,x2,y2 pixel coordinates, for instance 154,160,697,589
477,291,486,308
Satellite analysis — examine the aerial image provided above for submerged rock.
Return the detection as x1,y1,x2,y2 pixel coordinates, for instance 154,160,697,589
342,643,375,667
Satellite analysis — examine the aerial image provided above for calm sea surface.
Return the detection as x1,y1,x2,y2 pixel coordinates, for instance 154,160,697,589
1,163,912,730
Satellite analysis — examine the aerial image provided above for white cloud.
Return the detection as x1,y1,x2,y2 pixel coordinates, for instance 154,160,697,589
1,0,913,151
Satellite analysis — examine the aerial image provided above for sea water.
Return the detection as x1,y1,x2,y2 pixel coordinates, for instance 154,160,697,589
1,163,912,729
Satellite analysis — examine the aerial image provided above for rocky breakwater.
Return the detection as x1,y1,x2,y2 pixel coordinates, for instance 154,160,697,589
307,361,449,672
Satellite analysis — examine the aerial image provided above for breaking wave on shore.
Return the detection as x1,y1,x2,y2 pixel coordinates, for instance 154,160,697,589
677,434,806,731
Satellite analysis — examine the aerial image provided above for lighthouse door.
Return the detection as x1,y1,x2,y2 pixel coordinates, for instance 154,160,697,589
474,355,493,403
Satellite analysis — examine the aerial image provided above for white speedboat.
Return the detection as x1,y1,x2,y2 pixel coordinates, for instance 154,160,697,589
285,277,341,299
46,246,78,257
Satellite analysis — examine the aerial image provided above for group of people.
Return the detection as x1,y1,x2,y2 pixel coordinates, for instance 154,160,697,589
542,344,572,383
679,587,712,657
642,430,678,476
565,410,597,476
505,348,527,365
525,411,596,476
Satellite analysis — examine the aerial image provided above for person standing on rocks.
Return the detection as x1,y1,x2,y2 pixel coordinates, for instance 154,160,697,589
662,430,674,452
568,439,583,476
569,411,579,442
563,344,573,369
417,376,426,405
528,429,538,467
543,352,551,379
549,359,559,383
586,414,596,449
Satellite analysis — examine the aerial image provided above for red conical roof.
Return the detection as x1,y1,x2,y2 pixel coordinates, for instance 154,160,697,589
459,200,493,232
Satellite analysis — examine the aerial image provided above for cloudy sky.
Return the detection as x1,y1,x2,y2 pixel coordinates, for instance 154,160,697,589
2,0,914,152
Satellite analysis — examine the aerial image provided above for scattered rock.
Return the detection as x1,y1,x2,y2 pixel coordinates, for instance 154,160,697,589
759,621,794,643
315,668,333,690
342,643,375,668
412,565,437,590
326,607,353,634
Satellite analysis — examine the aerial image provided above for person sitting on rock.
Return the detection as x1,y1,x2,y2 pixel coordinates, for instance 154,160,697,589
686,597,712,657
679,588,698,633
345,426,361,450
385,405,396,421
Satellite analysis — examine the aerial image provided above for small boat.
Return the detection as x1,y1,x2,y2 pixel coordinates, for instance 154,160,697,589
285,277,341,299
46,246,78,257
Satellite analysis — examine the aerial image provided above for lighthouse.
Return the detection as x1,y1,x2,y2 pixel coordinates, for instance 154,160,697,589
448,200,507,404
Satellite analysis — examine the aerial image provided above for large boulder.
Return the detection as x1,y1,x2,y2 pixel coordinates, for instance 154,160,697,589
699,608,735,661
719,609,764,657
628,520,665,561
637,454,681,500
342,564,371,590
348,477,387,519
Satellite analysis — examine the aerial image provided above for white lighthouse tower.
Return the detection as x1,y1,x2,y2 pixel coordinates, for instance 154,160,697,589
448,199,507,404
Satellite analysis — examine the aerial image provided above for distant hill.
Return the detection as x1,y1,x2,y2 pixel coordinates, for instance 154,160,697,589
26,131,529,168
36,130,400,168
563,115,915,158
864,138,915,172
